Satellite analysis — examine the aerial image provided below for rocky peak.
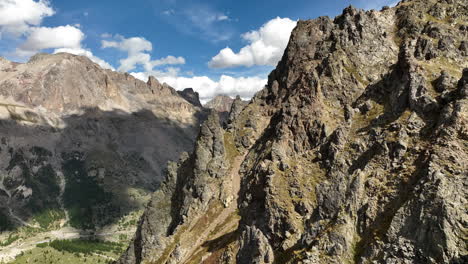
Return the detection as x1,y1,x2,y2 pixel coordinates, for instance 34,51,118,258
204,95,235,113
177,88,203,107
0,52,194,116
118,0,468,263
205,95,249,126
227,95,248,129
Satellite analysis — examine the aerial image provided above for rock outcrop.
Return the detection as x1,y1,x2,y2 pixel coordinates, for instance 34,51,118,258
178,88,203,108
119,0,467,263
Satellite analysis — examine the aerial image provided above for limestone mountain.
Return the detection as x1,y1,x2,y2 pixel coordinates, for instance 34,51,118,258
0,53,206,261
118,0,467,263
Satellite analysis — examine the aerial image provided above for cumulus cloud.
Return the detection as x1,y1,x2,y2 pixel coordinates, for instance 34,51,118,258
16,25,84,56
102,36,152,56
162,75,266,102
209,17,297,68
0,0,54,36
0,1,112,70
102,35,185,72
15,25,113,69
132,69,266,102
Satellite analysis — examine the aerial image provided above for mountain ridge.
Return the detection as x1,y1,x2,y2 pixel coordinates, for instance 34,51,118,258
0,52,207,262
117,0,468,263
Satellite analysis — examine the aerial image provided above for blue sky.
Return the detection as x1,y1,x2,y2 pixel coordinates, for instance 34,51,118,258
0,0,397,101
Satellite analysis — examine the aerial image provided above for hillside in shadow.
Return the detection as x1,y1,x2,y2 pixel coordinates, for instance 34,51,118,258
0,107,206,231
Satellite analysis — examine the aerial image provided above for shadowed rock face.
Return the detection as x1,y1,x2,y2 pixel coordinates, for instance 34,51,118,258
178,88,203,108
0,53,206,239
118,0,467,263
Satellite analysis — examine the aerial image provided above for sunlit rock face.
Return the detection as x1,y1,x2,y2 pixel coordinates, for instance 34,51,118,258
117,0,468,263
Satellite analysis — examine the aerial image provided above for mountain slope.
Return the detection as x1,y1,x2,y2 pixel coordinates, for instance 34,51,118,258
0,53,206,262
118,0,467,263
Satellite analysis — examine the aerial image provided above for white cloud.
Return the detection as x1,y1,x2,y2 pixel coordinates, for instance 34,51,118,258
0,1,113,70
54,47,114,70
0,0,54,36
101,32,112,38
102,35,185,72
216,15,229,21
132,70,266,101
209,17,296,68
102,36,152,56
16,25,84,56
149,55,185,68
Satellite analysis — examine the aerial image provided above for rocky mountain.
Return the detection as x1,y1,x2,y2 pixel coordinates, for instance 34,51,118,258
204,95,235,113
205,95,248,125
178,88,203,108
0,53,206,261
117,0,467,263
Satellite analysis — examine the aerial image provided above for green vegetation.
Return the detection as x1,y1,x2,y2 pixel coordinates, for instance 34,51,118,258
344,65,370,87
6,148,63,222
10,245,116,264
0,234,19,246
224,131,240,163
34,209,65,229
423,14,451,25
36,242,49,248
62,152,116,229
45,239,124,255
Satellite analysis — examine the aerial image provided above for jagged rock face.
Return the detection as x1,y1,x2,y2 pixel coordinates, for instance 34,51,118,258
205,95,239,125
0,53,204,238
119,0,467,263
178,88,203,108
205,95,235,113
118,111,234,264
205,95,249,126
0,53,195,115
226,96,249,129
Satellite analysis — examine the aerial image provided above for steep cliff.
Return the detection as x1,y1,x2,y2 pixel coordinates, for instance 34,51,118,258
119,0,467,263
0,53,205,261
